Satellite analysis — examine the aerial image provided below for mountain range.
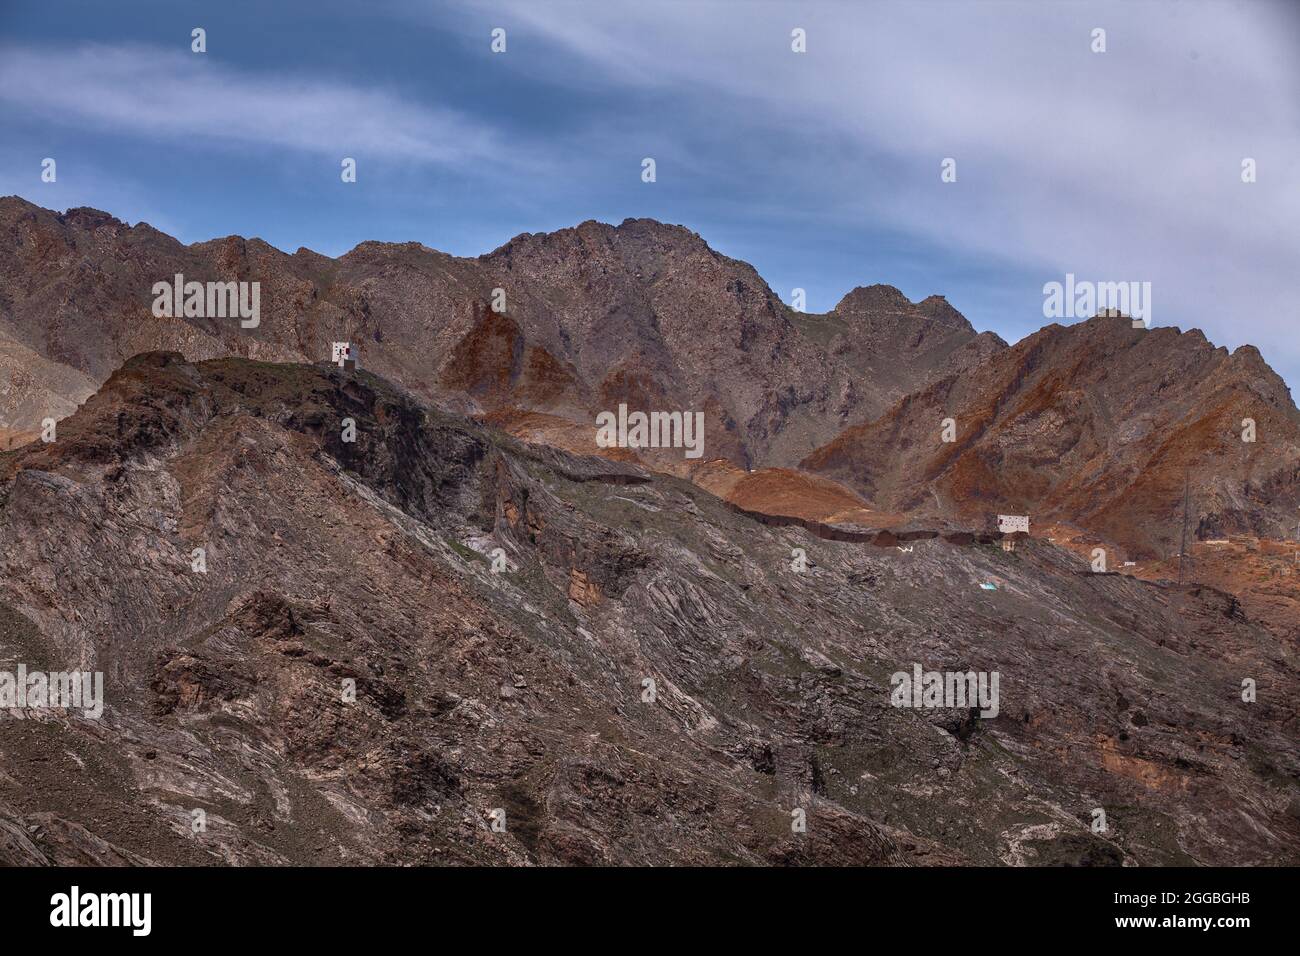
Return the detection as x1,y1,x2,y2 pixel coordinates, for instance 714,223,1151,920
3,196,1295,557
0,197,1296,865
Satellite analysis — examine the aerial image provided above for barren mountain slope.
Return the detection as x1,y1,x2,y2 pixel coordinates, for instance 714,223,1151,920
0,328,96,446
0,354,1295,865
804,314,1300,559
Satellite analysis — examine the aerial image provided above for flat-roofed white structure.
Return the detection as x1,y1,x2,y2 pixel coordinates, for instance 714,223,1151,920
997,514,1029,534
331,342,358,369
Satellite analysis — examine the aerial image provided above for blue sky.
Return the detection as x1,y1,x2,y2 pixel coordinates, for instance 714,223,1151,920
2,0,1298,390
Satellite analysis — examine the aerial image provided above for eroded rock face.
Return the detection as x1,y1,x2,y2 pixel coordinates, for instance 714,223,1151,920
0,355,1295,866
804,314,1300,559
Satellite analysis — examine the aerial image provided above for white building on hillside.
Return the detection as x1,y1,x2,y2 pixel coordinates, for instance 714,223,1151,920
331,342,358,370
997,514,1029,534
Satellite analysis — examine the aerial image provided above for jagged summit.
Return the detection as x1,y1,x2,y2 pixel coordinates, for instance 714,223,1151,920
484,216,709,259
831,285,979,336
833,283,915,314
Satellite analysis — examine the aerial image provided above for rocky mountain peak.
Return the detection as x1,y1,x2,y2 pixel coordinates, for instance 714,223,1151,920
59,206,126,232
832,283,914,314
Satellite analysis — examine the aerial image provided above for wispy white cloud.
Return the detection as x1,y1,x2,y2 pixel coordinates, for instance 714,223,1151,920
0,43,505,167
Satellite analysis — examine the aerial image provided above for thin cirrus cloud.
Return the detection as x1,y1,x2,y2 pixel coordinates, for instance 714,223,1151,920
0,43,506,168
472,0,1298,263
